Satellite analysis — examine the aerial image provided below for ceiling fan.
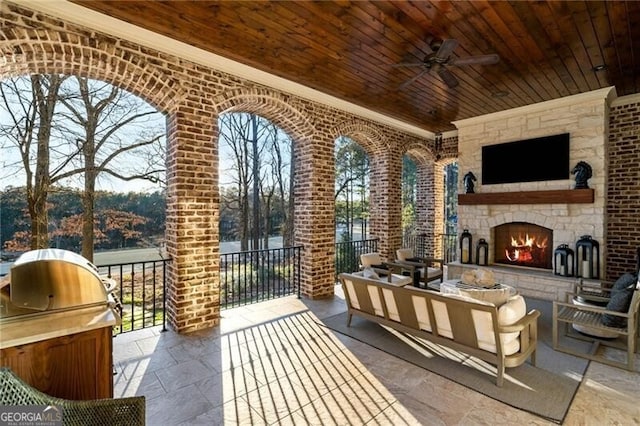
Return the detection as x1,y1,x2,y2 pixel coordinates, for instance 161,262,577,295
395,38,500,89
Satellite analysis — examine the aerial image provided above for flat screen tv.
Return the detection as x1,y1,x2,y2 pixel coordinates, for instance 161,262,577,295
481,133,570,185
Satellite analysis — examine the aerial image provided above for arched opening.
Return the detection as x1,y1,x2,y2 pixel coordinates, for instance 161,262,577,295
334,135,370,243
217,112,294,251
1,74,166,261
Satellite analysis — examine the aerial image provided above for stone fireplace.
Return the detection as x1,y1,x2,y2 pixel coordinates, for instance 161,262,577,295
493,222,552,270
449,88,614,301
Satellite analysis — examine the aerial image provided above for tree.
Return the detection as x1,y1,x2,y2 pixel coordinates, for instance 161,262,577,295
402,156,417,235
1,74,166,260
218,113,293,250
55,76,165,261
2,187,165,253
1,74,68,249
334,136,369,241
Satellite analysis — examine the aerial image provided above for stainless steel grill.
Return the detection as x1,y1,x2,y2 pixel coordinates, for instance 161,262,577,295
1,249,118,319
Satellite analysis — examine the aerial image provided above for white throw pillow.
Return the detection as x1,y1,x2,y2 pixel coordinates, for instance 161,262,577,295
362,267,379,280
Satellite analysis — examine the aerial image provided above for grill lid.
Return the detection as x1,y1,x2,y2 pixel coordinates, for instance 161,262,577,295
9,249,110,311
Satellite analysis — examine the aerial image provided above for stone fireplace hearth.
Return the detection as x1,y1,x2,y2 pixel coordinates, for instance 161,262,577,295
450,88,613,301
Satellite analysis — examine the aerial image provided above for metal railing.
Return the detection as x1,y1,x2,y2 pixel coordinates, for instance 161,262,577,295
335,238,379,277
220,246,302,309
98,259,169,335
97,235,450,334
438,233,458,263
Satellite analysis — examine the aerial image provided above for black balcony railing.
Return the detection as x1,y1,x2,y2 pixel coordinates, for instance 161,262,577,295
335,238,379,278
438,233,458,263
98,259,169,335
95,235,448,335
220,246,302,310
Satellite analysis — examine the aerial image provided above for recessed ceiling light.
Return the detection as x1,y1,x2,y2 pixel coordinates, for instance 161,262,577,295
592,64,607,72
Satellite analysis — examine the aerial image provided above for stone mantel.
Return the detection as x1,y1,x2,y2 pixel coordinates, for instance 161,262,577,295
458,188,594,205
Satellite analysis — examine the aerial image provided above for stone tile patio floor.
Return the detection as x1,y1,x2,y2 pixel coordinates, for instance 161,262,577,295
113,285,640,425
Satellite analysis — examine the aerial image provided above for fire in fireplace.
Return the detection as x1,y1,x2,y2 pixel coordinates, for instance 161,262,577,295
493,222,553,269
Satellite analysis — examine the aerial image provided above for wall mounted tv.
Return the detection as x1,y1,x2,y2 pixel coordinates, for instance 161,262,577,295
481,133,570,185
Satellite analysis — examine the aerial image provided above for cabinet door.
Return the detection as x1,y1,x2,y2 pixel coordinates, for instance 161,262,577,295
0,327,113,399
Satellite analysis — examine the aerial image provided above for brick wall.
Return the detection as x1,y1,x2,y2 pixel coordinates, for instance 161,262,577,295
607,95,640,279
1,3,441,331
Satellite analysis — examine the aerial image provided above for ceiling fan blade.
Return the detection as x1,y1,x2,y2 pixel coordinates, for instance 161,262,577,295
449,54,500,67
391,62,427,68
399,69,429,90
434,39,459,60
437,67,459,88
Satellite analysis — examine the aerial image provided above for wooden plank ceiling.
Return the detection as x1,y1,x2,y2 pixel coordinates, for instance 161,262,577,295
71,0,640,133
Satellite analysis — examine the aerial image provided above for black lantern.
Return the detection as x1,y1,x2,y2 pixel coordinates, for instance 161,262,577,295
476,238,489,266
554,244,574,277
460,229,473,264
575,235,600,279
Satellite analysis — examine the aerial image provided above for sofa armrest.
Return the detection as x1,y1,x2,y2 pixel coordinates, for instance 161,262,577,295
499,309,540,333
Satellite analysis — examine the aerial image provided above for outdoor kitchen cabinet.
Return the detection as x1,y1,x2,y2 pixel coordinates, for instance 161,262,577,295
0,249,121,401
0,325,114,400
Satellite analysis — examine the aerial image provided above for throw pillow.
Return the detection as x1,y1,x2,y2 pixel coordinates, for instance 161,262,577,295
362,267,379,280
611,272,637,290
601,273,637,328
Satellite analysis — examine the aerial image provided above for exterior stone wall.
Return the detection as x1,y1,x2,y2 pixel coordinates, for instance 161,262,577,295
454,88,614,293
607,95,640,279
1,3,441,331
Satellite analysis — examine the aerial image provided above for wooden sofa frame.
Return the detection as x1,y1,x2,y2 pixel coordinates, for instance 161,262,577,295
339,272,540,387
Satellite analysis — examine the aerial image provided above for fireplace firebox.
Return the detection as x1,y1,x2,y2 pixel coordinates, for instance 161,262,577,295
493,222,553,269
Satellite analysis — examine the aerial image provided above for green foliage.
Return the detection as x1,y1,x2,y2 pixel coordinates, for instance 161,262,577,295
334,136,370,240
402,203,416,233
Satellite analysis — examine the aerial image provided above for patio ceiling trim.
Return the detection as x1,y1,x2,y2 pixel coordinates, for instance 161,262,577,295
12,0,434,140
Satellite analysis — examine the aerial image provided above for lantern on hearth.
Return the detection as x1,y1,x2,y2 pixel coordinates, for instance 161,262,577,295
460,229,473,264
554,244,574,277
575,235,599,279
476,238,489,266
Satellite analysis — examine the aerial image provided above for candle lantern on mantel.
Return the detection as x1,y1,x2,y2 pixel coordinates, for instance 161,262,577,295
476,238,489,266
460,229,473,264
575,235,599,279
554,244,574,277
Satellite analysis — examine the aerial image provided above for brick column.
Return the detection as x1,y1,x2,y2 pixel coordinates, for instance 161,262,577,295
293,133,336,298
164,101,220,332
414,160,442,258
369,149,403,260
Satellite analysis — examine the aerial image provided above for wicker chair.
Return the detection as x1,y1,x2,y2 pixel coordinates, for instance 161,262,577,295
0,368,145,426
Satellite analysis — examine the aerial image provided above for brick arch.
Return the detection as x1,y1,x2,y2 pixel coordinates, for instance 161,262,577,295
213,89,339,299
0,32,182,113
330,119,389,155
213,89,315,142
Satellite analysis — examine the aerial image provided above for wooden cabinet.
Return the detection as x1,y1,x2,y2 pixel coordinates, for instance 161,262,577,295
0,326,113,400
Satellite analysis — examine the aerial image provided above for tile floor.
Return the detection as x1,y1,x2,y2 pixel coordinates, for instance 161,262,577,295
113,286,640,425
